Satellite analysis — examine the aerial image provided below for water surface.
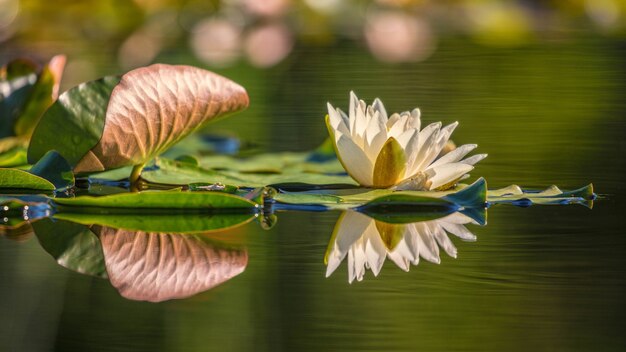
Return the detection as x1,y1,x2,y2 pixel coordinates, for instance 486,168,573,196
1,38,625,351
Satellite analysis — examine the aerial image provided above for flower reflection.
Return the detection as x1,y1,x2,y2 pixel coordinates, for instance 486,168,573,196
325,211,480,283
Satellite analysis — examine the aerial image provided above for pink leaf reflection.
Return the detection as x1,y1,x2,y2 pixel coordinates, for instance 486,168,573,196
95,226,248,302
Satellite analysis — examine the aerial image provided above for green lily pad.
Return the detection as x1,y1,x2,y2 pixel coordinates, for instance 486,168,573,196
52,189,260,211
142,157,355,188
27,76,120,166
487,183,595,206
87,165,135,183
0,168,55,190
272,182,465,208
273,192,343,205
28,150,74,190
0,144,28,168
271,177,593,209
443,177,487,207
353,178,487,222
0,150,74,190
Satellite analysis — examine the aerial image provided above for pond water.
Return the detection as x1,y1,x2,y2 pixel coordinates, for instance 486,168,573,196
1,37,625,351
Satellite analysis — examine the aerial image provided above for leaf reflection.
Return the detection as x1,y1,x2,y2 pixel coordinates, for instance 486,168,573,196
33,214,250,302
0,221,35,242
325,210,484,283
94,226,247,302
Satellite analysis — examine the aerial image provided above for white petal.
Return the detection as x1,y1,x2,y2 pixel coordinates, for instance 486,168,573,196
395,128,416,150
366,105,376,123
402,129,420,177
460,153,488,166
388,113,410,138
386,113,400,129
338,108,349,125
424,163,474,190
409,123,440,173
364,113,388,162
349,91,359,134
372,97,388,122
416,122,441,150
355,99,368,138
413,124,457,174
327,103,350,135
336,134,374,185
429,144,477,169
407,108,421,130
426,122,456,155
440,121,458,139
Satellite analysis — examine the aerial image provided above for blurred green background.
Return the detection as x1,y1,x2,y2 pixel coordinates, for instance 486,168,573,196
1,0,626,351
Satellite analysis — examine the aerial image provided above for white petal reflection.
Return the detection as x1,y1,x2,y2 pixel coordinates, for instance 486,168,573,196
325,210,481,283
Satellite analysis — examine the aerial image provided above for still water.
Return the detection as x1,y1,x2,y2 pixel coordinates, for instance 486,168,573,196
1,38,625,351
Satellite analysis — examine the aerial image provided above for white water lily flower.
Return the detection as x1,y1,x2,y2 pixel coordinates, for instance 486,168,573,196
325,211,479,283
326,92,487,190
